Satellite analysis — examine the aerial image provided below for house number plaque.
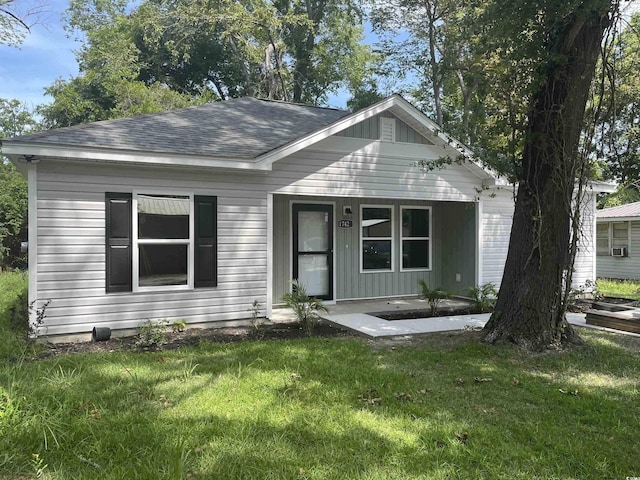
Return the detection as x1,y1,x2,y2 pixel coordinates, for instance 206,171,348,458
338,220,353,228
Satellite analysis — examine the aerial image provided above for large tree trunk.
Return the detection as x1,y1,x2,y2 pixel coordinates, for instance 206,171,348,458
483,6,612,350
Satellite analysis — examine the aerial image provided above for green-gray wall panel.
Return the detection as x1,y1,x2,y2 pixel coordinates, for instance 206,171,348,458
439,202,477,294
335,113,433,145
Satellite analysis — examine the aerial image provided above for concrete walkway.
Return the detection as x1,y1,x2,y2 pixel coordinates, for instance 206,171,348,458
321,311,597,338
271,296,640,338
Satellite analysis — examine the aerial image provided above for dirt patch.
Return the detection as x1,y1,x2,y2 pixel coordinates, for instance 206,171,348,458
37,321,356,358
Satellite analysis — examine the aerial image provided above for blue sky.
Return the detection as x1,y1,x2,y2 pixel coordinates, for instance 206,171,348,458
0,0,80,108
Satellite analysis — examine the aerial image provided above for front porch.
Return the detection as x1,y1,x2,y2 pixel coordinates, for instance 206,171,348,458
270,194,479,312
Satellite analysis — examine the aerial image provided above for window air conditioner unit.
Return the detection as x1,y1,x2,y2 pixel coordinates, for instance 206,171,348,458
611,247,627,257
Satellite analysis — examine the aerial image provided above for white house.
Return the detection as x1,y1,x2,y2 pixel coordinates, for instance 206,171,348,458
1,95,605,338
596,201,640,280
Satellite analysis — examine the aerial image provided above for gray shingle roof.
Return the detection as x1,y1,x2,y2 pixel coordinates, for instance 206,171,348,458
9,97,351,159
597,201,640,219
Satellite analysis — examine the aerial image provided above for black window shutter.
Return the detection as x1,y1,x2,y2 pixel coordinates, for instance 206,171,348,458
194,195,217,288
105,193,132,292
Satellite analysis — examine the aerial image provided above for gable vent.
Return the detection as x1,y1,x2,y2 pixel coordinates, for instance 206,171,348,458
380,117,396,142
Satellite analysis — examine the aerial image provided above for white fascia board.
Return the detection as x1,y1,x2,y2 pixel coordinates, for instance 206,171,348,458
1,142,269,171
588,181,617,193
596,216,640,223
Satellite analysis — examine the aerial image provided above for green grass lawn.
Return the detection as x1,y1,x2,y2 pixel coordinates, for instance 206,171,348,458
597,277,640,300
1,327,639,479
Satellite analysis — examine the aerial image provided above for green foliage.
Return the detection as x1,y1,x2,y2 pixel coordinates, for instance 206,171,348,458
598,186,640,209
467,283,498,313
597,278,640,301
591,13,640,188
417,280,448,316
281,280,328,333
0,161,27,269
171,319,187,333
0,270,28,358
0,99,38,269
43,0,377,127
135,319,169,349
0,0,30,46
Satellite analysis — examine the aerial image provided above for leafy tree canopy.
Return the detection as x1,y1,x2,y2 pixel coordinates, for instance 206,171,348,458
40,0,378,127
0,99,38,269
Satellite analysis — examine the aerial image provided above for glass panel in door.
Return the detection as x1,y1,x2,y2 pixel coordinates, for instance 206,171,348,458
293,204,333,300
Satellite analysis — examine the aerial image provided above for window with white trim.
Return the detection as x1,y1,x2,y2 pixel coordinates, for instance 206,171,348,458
361,206,393,272
596,221,629,256
105,192,217,292
400,206,431,270
135,194,192,289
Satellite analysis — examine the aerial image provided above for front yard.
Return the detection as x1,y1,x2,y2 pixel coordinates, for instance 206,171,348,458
1,272,639,479
1,332,639,478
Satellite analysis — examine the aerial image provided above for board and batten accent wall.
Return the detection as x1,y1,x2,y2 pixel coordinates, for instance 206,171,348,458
272,195,476,304
335,112,434,145
35,161,270,336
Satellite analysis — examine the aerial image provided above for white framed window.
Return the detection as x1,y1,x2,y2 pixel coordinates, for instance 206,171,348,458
596,221,630,256
106,192,217,293
400,206,431,271
133,192,194,291
360,205,394,272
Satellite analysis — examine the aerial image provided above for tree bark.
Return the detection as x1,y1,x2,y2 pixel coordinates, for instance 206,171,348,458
483,6,612,350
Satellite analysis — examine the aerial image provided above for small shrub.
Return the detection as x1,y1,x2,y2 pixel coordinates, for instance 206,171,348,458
418,280,448,316
467,283,497,313
248,299,263,330
281,280,328,334
135,319,168,349
171,319,187,333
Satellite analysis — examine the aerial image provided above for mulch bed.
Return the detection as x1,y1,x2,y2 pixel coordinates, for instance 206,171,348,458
372,306,486,321
38,322,355,358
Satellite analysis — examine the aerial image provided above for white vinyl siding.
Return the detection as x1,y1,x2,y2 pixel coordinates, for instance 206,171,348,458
31,123,600,336
268,136,482,202
597,220,640,280
35,162,267,336
480,189,514,289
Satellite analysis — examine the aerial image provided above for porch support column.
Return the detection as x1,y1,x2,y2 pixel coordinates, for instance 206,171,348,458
266,193,273,318
475,199,483,287
28,163,38,336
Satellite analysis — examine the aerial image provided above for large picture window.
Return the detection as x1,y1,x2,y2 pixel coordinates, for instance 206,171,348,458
361,206,393,272
106,192,217,293
401,207,431,270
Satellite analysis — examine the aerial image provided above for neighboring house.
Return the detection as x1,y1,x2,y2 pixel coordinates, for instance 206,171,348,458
1,95,606,338
596,201,640,280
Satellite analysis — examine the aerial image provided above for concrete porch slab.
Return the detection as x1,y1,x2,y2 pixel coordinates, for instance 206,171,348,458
322,312,491,337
